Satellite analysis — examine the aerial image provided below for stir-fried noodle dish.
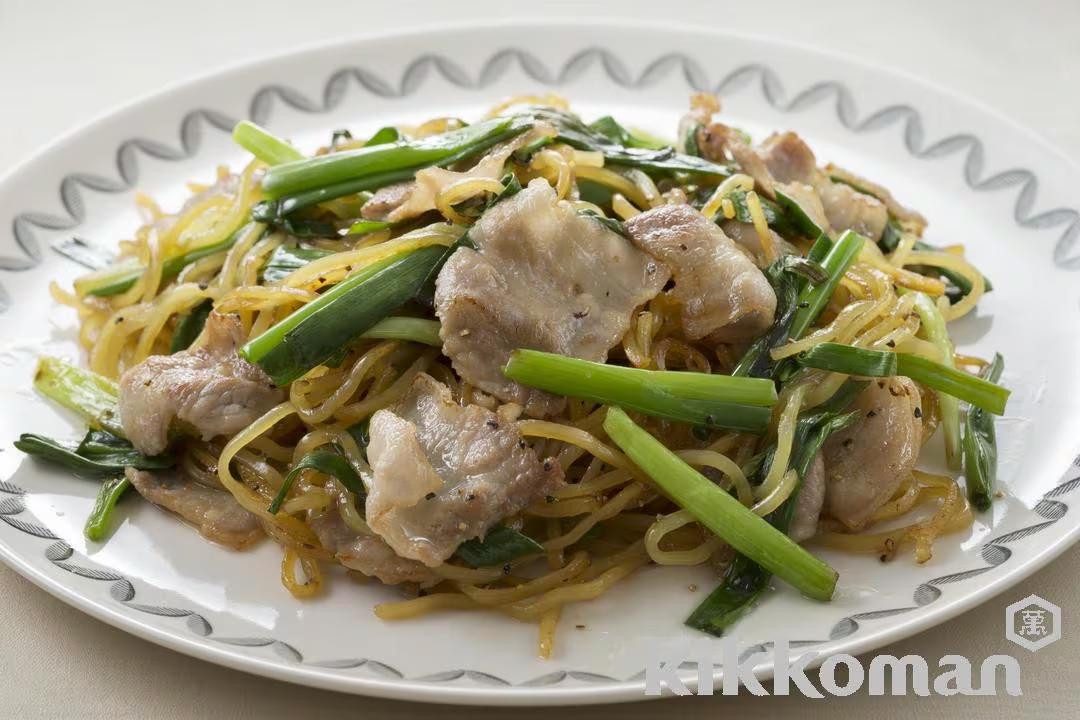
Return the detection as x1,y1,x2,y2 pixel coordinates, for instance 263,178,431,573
19,94,1010,656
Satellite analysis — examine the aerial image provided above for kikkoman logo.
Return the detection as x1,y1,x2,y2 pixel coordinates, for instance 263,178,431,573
643,638,1022,697
1005,594,1061,652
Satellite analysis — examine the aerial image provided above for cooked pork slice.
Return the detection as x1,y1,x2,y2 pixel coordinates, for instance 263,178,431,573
119,312,284,456
789,453,825,543
125,467,262,550
824,163,927,230
697,123,775,197
365,373,563,567
719,219,798,266
759,132,888,240
360,126,554,223
435,179,669,416
625,204,776,342
816,180,888,240
307,503,438,585
822,378,923,530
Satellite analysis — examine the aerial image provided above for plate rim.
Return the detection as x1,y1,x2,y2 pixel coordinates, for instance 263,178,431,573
1,19,1078,705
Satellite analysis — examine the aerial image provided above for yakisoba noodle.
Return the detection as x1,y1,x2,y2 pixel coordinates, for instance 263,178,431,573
36,93,1006,659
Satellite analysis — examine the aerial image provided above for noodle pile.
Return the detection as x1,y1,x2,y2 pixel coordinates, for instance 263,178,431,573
53,95,986,658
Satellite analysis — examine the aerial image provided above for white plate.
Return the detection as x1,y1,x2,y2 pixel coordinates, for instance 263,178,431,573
1,20,1078,706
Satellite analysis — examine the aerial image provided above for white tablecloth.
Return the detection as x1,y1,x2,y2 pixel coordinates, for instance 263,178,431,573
1,0,1076,716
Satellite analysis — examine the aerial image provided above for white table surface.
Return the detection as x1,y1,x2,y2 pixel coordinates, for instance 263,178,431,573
1,0,1077,716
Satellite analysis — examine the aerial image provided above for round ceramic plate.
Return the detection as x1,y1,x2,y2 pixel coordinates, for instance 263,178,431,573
1,20,1078,706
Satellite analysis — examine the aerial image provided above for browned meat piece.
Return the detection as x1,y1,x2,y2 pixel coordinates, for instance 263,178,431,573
719,220,798,266
789,453,825,543
435,179,669,416
360,181,413,220
365,373,563,567
125,467,262,550
822,378,923,530
119,313,284,456
307,502,438,585
696,123,775,197
625,204,776,342
758,132,819,185
824,163,927,230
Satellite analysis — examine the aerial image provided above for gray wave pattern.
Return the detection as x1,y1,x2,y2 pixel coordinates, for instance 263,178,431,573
2,47,1079,690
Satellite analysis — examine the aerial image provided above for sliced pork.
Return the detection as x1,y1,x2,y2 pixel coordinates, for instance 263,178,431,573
119,312,284,455
125,467,262,550
822,378,923,530
625,204,776,342
435,179,669,416
307,503,438,586
789,453,825,543
365,373,563,567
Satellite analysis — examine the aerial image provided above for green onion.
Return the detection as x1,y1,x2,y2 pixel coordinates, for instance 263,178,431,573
910,292,960,467
504,349,776,432
603,407,837,601
588,116,670,150
34,357,123,436
789,230,866,339
774,187,824,240
241,243,449,385
14,430,172,476
877,217,992,297
361,317,442,346
346,219,392,236
84,475,131,542
77,224,256,298
796,342,1010,415
232,121,304,166
170,299,214,353
262,116,529,200
259,244,333,283
365,126,402,146
269,450,364,514
964,353,1004,511
454,525,544,567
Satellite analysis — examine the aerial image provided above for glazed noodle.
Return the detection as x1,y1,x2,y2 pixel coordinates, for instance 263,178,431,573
24,92,1009,658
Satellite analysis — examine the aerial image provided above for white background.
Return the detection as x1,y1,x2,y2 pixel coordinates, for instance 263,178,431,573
1,0,1077,716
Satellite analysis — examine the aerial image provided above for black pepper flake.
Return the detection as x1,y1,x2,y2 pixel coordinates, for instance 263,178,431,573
466,493,476,501
424,492,436,500
842,438,854,448
704,414,715,426
545,495,555,504
543,460,553,472
143,379,152,387
798,301,810,309
867,410,877,418
886,340,896,348
662,278,676,292
914,407,923,418
345,265,353,272
115,317,124,324
679,243,688,251
486,419,499,429
518,439,526,449
317,276,326,284
502,563,512,575
575,624,586,630
572,309,589,319
418,589,428,597
198,282,209,290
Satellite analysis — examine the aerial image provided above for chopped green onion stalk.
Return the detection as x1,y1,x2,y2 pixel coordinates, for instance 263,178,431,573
910,292,960,468
360,317,442,346
232,121,304,166
796,343,1010,415
788,230,866,339
603,407,837,601
504,350,776,433
84,475,131,542
774,187,824,239
170,299,214,353
964,353,1004,511
14,430,172,476
242,243,449,385
34,357,124,436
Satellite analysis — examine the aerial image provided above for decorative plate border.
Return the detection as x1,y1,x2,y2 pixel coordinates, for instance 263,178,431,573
2,47,1079,689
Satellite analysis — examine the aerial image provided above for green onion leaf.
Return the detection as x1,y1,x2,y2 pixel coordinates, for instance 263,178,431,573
796,343,1010,415
269,450,364,514
603,407,837,601
84,475,132,542
789,230,865,339
170,299,214,353
963,353,1004,511
454,525,544,567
